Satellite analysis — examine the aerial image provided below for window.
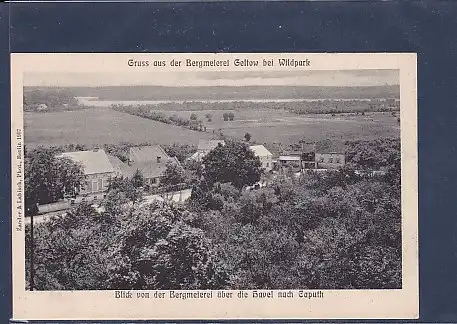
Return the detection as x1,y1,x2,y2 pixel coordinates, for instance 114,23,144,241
98,178,103,191
266,162,270,168
329,158,333,163
319,157,324,162
336,157,341,163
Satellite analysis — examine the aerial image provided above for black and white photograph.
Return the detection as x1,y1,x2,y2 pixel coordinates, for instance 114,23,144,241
23,68,402,290
11,53,418,320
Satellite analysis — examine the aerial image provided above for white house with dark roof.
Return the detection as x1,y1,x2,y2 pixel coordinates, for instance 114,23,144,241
249,145,273,172
189,139,225,162
57,148,115,196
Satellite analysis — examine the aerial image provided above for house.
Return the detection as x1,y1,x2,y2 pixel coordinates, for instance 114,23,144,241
278,152,302,172
126,145,181,187
249,145,273,172
129,145,171,164
275,142,346,172
189,139,225,162
315,152,345,169
57,148,115,197
315,142,346,169
300,143,317,169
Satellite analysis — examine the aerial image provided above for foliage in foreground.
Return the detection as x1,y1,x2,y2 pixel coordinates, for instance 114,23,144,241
26,138,402,290
26,202,228,290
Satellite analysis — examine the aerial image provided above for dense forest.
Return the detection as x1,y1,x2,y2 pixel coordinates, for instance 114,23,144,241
25,138,401,290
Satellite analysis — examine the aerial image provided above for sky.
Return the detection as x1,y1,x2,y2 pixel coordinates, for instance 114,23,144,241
24,69,399,87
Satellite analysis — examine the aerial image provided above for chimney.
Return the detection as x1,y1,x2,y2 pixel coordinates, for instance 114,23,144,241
156,156,162,163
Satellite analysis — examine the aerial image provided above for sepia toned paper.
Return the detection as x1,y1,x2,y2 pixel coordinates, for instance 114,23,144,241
11,53,418,320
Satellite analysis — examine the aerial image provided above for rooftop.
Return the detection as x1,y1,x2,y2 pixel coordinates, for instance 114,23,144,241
198,139,225,151
123,156,180,179
129,145,170,163
58,149,114,175
249,145,273,157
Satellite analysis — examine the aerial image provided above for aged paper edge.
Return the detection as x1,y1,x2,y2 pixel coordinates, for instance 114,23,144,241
10,53,418,320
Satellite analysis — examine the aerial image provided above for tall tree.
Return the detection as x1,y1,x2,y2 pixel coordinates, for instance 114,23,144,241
25,147,84,214
161,161,185,189
202,141,262,189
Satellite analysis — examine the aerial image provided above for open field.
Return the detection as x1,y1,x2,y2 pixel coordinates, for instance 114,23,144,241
24,108,216,149
25,106,399,151
156,108,400,145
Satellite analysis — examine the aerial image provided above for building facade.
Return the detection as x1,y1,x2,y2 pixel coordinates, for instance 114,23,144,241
57,148,116,198
315,152,346,169
249,145,273,172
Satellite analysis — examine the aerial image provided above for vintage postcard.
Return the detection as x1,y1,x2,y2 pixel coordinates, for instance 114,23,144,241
11,53,418,320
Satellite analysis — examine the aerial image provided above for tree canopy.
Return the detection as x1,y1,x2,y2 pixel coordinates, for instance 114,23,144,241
26,201,229,290
202,141,262,189
25,147,84,215
25,138,401,291
161,161,186,188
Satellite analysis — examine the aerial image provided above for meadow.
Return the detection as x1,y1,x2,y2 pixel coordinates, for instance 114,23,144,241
24,105,399,152
155,108,400,146
24,108,216,149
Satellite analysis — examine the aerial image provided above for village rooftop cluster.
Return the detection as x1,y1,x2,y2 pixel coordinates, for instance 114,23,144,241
35,139,347,213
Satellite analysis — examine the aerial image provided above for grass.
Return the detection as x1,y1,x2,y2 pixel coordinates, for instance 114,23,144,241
24,108,217,149
24,107,399,152
157,109,400,146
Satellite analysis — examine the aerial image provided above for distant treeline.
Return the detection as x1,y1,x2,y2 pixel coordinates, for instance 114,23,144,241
112,99,399,116
286,98,399,115
23,88,84,112
111,104,207,131
24,85,400,101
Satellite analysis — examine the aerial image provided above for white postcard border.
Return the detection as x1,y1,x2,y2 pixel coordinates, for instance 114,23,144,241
11,53,418,320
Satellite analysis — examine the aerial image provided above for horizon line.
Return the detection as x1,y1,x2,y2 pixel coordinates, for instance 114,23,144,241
24,84,399,88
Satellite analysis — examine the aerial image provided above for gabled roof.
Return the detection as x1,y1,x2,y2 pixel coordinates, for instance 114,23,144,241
129,145,170,163
112,151,181,179
249,145,273,157
58,149,114,175
126,158,181,179
123,162,168,179
197,140,225,151
107,155,126,175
